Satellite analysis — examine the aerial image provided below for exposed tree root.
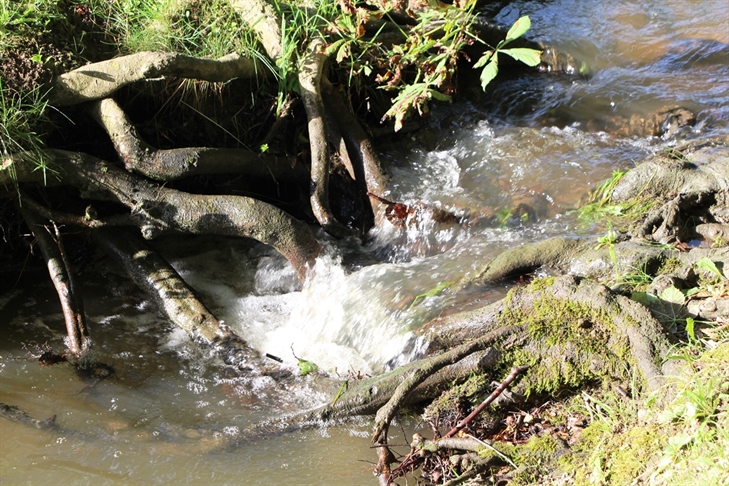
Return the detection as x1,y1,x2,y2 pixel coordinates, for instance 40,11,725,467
228,0,283,62
4,150,320,279
322,78,389,219
49,51,263,106
463,237,584,289
95,228,261,370
87,98,306,183
371,326,522,445
19,207,90,358
611,140,729,203
299,38,349,236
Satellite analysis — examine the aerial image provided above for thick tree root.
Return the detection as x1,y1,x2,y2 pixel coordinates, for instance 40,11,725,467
87,98,306,183
49,51,262,106
299,38,349,237
370,326,522,444
611,140,729,203
4,150,320,279
95,228,261,370
228,0,282,62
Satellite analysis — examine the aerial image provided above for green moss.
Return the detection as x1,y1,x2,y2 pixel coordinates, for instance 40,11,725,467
507,434,564,485
656,256,682,276
498,280,632,397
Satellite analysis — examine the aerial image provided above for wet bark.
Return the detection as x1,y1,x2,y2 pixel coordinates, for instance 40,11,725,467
4,150,320,279
95,228,260,370
299,38,348,236
19,207,90,358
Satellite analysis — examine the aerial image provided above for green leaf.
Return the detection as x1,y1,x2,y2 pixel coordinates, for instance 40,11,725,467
504,16,531,45
473,50,494,69
631,291,657,306
429,90,452,102
685,317,696,342
298,359,319,376
331,380,348,406
695,257,725,280
500,47,542,67
410,281,455,309
660,286,685,305
479,58,499,90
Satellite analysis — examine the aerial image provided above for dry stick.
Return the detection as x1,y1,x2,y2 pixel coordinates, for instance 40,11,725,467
18,207,90,358
371,325,523,445
443,365,529,439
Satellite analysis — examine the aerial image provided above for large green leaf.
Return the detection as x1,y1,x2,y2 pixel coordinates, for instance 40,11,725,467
504,16,531,45
501,47,542,66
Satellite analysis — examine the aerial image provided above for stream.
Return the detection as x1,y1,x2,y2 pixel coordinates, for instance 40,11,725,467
2,0,728,484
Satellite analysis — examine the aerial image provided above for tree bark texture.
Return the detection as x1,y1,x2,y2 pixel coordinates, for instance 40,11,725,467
95,228,261,370
50,52,263,106
18,208,90,358
87,98,306,183
5,150,320,279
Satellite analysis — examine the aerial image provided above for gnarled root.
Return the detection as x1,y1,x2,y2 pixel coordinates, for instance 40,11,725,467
87,98,306,183
4,150,320,280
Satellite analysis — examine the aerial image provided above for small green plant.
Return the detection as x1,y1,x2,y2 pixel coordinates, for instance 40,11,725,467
577,170,654,225
472,16,542,90
595,225,620,273
409,280,454,309
0,78,56,186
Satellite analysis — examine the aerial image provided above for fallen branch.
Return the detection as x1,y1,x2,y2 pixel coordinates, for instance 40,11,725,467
19,207,89,358
443,365,529,439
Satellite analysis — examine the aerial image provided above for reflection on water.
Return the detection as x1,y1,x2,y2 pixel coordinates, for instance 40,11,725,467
2,0,729,484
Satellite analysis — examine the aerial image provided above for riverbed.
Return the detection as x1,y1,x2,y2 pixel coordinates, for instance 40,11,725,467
2,0,728,484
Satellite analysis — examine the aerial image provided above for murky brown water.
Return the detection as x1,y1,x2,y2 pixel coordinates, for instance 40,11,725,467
2,1,729,484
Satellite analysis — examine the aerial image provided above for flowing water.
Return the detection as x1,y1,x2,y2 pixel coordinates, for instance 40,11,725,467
2,1,729,484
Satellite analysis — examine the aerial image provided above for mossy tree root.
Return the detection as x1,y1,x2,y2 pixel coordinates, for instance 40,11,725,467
463,237,584,289
49,51,263,106
86,98,307,183
370,325,523,445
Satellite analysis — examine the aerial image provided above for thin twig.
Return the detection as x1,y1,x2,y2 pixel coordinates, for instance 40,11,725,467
443,365,529,439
